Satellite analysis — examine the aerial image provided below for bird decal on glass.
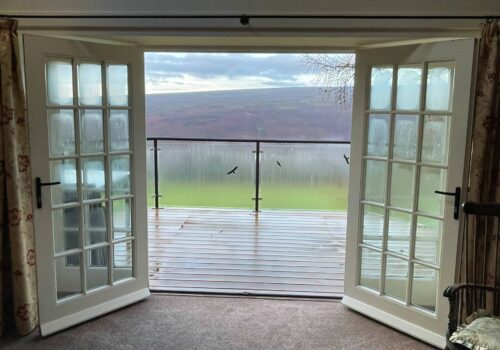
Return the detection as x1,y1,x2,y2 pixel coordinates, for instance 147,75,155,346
343,154,350,165
227,166,238,175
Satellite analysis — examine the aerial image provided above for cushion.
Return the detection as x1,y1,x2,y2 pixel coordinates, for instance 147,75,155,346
466,309,492,324
449,317,500,350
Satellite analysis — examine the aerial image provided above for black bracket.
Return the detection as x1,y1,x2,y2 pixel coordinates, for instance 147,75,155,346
35,177,61,209
240,15,250,26
435,187,461,220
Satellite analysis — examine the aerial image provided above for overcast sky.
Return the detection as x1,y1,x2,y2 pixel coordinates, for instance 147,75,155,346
144,53,334,94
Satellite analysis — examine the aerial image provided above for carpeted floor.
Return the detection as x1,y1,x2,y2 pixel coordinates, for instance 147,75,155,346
1,294,435,350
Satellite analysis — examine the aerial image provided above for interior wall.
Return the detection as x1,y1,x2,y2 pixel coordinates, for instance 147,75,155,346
1,0,497,37
2,0,500,16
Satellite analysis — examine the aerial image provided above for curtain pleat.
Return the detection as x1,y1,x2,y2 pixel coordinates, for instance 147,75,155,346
459,21,500,310
0,18,38,336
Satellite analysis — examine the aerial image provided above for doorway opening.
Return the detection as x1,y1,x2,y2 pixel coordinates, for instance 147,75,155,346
144,52,354,297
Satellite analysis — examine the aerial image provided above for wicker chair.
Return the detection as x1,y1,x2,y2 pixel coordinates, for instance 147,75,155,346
443,202,500,350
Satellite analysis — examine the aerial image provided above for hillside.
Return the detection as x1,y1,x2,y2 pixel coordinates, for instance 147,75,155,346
146,87,352,141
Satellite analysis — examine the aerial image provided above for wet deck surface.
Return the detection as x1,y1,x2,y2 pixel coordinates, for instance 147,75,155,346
148,208,347,297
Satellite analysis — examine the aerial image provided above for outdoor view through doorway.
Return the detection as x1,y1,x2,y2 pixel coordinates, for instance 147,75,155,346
145,52,354,296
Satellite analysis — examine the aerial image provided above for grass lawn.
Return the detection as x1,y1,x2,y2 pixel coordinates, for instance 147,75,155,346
147,182,348,211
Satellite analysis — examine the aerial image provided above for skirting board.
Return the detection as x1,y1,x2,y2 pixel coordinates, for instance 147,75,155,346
342,295,445,348
40,288,151,336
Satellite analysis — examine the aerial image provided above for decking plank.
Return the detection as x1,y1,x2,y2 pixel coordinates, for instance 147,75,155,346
148,208,347,297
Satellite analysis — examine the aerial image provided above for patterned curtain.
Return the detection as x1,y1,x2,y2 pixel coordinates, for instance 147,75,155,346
0,18,38,336
458,21,500,291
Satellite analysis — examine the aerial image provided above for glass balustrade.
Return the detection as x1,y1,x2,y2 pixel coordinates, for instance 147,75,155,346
146,139,350,211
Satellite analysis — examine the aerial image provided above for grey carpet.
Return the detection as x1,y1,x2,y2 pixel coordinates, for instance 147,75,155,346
1,294,435,350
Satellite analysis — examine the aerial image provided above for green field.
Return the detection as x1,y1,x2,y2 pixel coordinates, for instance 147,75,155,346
146,168,442,216
147,182,348,211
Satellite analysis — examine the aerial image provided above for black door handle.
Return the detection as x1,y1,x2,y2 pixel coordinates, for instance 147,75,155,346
434,187,461,220
35,177,61,209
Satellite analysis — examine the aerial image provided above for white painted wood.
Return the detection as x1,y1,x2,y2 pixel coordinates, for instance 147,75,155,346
342,295,445,348
40,288,150,336
344,39,475,345
24,34,149,335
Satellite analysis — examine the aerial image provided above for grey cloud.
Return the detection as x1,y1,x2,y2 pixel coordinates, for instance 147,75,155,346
144,53,309,81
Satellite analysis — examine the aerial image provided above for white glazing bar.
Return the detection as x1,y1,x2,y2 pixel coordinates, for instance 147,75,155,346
406,61,429,307
102,61,114,287
73,58,87,296
380,64,398,297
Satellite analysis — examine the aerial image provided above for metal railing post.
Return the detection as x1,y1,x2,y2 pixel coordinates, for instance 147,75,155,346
153,138,160,209
254,141,261,212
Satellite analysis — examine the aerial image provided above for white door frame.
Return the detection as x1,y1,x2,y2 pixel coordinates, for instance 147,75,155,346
343,39,476,348
24,34,150,336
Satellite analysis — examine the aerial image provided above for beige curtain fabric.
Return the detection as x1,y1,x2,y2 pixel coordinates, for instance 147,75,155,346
459,21,500,290
0,18,38,336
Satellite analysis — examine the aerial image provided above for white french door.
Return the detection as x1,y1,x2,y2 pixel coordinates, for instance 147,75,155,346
343,39,475,347
24,35,149,336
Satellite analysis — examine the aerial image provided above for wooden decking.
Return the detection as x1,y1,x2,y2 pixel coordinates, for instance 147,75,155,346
148,208,347,297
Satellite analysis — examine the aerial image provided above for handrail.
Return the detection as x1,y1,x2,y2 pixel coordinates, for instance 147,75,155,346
147,136,350,145
147,137,350,211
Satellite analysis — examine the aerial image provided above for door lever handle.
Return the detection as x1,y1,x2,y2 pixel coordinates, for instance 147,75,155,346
35,177,61,209
434,187,461,220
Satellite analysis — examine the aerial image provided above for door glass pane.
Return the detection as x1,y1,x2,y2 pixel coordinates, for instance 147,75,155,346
364,160,387,203
112,198,132,231
48,109,75,156
114,241,133,282
389,163,415,210
362,204,385,248
81,110,104,154
50,159,77,205
370,67,393,110
356,52,460,323
45,55,136,305
360,247,381,292
78,63,102,106
415,216,442,265
396,65,422,110
109,110,130,151
82,157,106,200
111,155,131,197
56,253,81,300
46,60,73,105
426,62,454,111
366,114,390,157
107,65,128,106
393,115,418,161
418,167,446,216
86,246,109,290
114,231,132,240
411,264,438,313
422,115,449,165
387,210,412,257
384,255,408,302
53,207,80,253
84,202,107,246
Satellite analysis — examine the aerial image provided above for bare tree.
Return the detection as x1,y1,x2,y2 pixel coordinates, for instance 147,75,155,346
301,54,355,108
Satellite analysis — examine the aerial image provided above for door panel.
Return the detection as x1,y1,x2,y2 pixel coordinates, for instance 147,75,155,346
343,39,475,347
24,35,149,336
